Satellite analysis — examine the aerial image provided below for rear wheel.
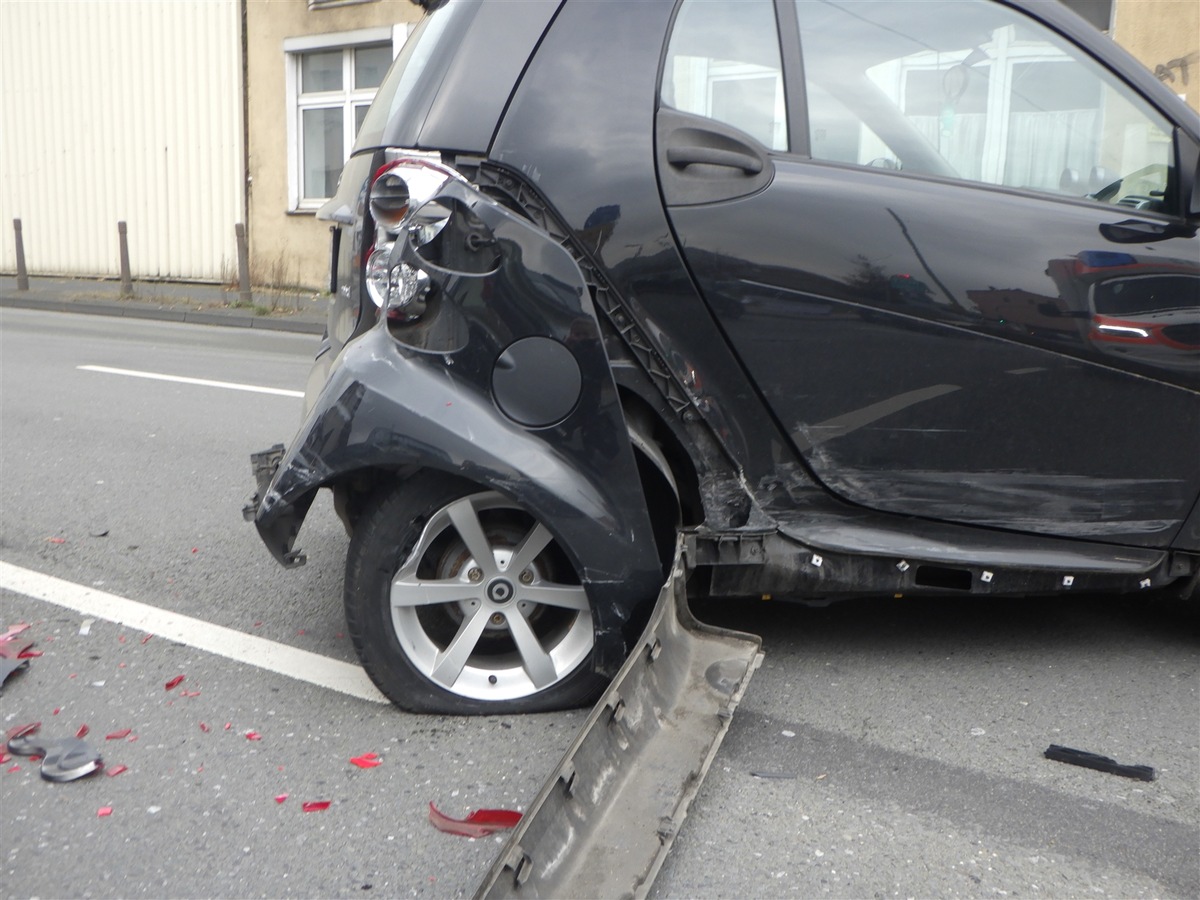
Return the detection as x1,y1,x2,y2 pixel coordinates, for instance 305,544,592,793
344,474,605,713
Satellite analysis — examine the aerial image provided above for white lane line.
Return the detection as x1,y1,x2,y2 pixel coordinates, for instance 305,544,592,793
0,561,388,704
78,365,304,398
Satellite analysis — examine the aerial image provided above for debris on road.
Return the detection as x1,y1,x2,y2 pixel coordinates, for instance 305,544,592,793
1044,744,1155,781
429,802,521,838
302,800,331,812
1,623,37,685
7,733,103,782
350,752,382,769
164,675,185,691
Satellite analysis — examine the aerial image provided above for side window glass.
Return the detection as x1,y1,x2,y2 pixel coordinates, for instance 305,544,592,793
661,0,787,151
795,0,1175,212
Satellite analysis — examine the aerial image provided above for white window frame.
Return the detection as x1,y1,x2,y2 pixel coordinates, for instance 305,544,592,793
284,26,409,212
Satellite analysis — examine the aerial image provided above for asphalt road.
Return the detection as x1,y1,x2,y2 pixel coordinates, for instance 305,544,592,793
2,307,1197,898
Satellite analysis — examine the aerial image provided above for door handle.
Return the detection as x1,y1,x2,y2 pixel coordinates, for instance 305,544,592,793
666,145,764,175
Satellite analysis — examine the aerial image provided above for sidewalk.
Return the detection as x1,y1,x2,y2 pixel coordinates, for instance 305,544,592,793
0,275,327,335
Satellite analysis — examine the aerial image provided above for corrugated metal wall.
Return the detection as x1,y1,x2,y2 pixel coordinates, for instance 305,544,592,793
0,1,244,281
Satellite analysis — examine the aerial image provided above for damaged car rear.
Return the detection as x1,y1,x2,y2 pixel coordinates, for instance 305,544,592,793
247,0,1200,714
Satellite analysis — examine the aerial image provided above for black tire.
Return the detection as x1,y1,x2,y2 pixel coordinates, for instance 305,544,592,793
344,473,607,714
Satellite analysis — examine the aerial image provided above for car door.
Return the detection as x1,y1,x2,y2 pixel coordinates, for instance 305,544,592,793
657,0,1200,548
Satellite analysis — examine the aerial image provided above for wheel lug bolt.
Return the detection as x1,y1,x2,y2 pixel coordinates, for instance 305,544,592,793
490,613,505,626
519,570,533,585
467,567,483,582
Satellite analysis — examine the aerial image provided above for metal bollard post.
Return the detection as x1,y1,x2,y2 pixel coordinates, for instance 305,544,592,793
117,221,133,297
235,222,252,305
13,219,29,291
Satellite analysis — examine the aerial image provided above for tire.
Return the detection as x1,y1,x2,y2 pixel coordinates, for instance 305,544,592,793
344,474,607,713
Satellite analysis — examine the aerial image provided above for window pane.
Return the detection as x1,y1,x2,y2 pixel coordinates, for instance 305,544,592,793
662,0,786,151
354,103,370,137
301,50,342,93
354,44,393,90
795,0,1174,211
302,106,344,199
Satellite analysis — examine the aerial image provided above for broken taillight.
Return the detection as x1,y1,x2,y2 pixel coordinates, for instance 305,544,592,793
364,156,463,323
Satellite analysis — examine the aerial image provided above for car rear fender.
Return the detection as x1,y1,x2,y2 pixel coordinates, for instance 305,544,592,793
255,179,666,675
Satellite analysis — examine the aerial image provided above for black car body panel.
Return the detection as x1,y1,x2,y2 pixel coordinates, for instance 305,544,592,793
251,0,1200,707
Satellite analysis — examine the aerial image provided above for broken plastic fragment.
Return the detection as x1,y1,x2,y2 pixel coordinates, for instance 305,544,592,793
1044,744,1155,781
275,793,289,804
76,725,90,738
141,634,153,644
302,800,331,812
7,765,20,773
47,537,66,545
97,807,113,817
7,734,104,782
428,802,521,838
246,731,262,741
6,722,40,741
106,729,132,740
180,690,201,698
106,764,128,777
350,753,382,769
164,675,185,691
17,649,42,658
199,722,210,733
0,657,29,686
0,623,31,643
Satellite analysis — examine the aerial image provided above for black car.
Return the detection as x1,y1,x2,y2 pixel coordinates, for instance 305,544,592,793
247,0,1200,714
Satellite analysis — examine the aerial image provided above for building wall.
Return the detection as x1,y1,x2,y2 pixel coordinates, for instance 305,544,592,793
1111,0,1199,112
245,0,419,291
0,0,244,280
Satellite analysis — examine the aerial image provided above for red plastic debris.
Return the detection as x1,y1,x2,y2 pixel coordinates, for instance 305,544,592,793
16,649,42,658
106,765,128,777
274,793,289,804
428,802,522,838
0,623,31,642
6,722,40,740
0,752,8,765
106,729,131,740
75,724,90,738
97,807,113,817
180,690,201,698
302,801,331,813
8,765,20,773
47,537,66,544
164,675,185,691
141,634,153,644
224,723,232,731
245,731,262,741
350,753,382,769
52,708,61,716
119,635,127,644
191,548,198,554
199,722,210,733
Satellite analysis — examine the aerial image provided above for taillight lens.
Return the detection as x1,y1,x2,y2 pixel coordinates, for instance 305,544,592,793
364,157,464,321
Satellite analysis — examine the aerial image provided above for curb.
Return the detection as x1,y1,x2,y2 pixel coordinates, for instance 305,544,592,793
0,291,326,335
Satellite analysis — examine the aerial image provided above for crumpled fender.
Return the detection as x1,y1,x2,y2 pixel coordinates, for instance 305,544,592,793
255,179,665,674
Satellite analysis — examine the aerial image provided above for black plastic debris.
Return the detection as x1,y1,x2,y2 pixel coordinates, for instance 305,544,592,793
1044,744,1155,782
7,734,104,782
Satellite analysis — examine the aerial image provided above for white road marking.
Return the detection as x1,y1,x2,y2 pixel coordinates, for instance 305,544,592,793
0,561,388,704
78,365,304,398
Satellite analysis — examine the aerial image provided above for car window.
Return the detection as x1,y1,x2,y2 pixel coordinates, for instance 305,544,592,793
661,0,787,151
794,0,1175,212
